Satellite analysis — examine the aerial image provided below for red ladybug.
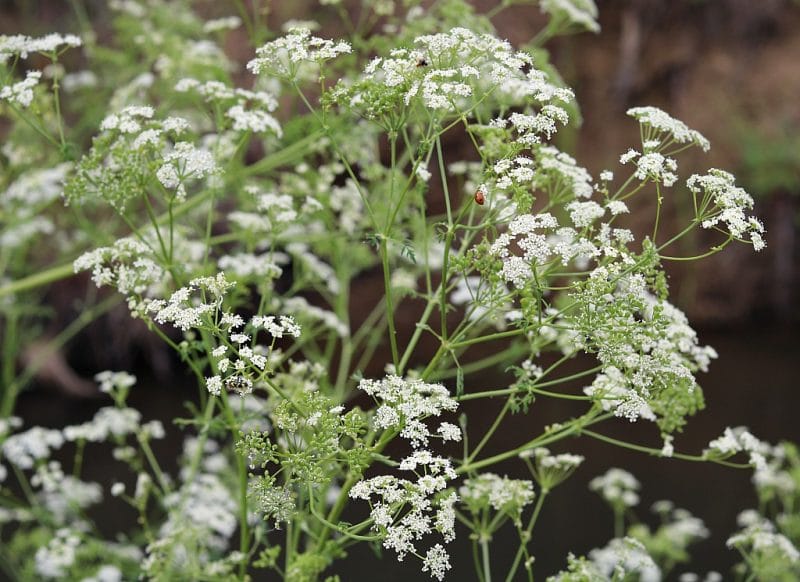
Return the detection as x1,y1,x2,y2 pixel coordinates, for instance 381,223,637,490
474,189,485,205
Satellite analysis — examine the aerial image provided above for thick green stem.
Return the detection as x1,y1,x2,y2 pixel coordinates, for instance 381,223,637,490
481,534,492,582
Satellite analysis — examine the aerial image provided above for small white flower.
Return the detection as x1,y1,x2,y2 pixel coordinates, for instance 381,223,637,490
437,422,462,442
206,376,223,396
0,70,42,108
422,544,451,581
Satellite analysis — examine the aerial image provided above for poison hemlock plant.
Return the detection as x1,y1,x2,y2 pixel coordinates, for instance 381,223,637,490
0,1,794,581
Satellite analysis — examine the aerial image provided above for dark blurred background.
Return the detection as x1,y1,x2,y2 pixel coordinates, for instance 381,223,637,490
3,0,800,579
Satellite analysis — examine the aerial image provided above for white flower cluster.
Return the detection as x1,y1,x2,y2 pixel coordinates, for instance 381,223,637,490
705,426,771,471
156,142,218,202
282,296,349,337
412,28,529,111
2,425,65,469
687,169,765,251
459,473,535,525
99,108,190,156
349,459,458,579
3,162,70,208
161,472,239,550
538,146,594,199
540,0,600,33
650,501,710,547
174,78,281,136
570,264,715,428
566,200,606,228
95,370,137,395
0,70,41,108
358,374,459,447
63,407,162,443
74,237,165,296
505,107,570,144
202,16,242,33
492,156,535,192
1,162,71,249
405,65,476,110
421,544,451,581
328,178,366,234
521,447,584,490
350,375,461,578
218,252,285,279
489,212,615,289
726,510,800,563
0,217,54,251
34,528,81,579
585,366,656,422
251,314,302,339
247,27,352,80
627,106,710,152
205,313,299,397
588,537,661,582
100,105,155,134
145,272,234,332
490,212,559,288
0,33,81,61
620,151,679,187
589,468,640,508
286,242,341,295
33,461,104,524
341,27,572,119
750,443,797,497
142,438,238,569
80,565,123,582
256,189,300,223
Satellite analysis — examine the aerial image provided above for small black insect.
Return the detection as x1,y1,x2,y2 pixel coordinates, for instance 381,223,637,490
225,375,252,394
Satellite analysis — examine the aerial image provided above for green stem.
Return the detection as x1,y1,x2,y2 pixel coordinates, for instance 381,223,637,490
436,136,454,343
652,182,662,243
0,263,74,298
218,390,250,578
430,343,528,382
481,534,492,582
7,102,60,147
473,538,486,582
466,398,512,464
456,367,600,402
379,237,400,369
505,489,549,582
458,410,608,474
307,486,380,541
1,312,19,416
450,328,525,348
614,508,625,539
397,297,438,375
581,429,751,468
50,60,67,147
138,435,171,494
